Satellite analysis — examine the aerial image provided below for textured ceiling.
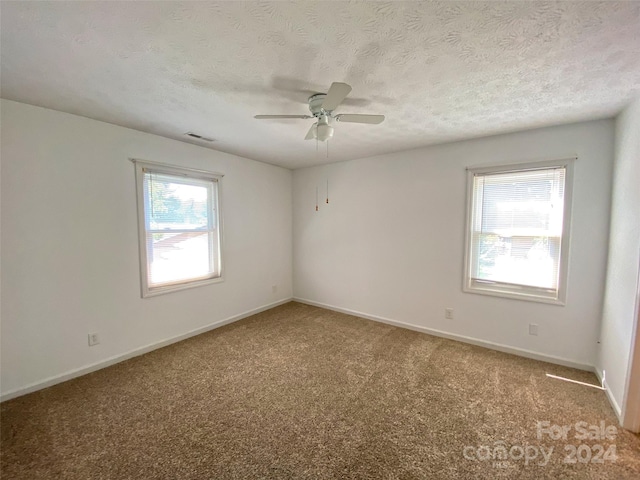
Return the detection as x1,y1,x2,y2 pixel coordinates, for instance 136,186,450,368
1,1,639,169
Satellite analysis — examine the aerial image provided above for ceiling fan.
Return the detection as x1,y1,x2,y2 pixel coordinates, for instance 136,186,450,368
254,82,385,141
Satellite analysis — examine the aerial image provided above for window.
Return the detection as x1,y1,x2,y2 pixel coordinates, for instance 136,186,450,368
463,158,575,304
134,160,223,297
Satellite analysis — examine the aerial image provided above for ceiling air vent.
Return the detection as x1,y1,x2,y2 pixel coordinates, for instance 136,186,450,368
184,132,215,142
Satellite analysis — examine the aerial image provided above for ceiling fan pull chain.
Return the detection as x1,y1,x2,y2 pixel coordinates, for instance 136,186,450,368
315,186,319,212
326,176,329,204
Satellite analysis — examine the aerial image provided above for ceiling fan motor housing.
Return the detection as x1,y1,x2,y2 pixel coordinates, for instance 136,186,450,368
308,93,329,116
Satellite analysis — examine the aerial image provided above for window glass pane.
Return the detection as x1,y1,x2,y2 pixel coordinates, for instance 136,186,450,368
147,231,214,286
471,167,565,291
144,173,211,231
474,233,560,289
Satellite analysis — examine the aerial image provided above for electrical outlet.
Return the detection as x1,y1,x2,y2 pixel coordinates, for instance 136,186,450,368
272,284,278,293
88,333,100,346
529,324,539,336
445,308,454,320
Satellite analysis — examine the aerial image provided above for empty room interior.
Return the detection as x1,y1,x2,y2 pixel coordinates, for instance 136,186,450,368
2,1,640,479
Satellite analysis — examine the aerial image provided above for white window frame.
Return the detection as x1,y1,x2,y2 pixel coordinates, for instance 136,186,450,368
463,157,575,305
133,159,224,298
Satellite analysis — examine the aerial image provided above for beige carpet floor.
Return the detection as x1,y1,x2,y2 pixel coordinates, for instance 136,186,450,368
1,302,639,479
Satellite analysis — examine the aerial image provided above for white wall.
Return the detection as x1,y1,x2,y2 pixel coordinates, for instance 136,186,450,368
1,99,624,404
597,97,640,419
0,100,293,398
293,119,614,368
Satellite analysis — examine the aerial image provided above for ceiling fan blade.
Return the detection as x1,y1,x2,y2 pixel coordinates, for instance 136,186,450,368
254,115,312,119
304,123,317,140
321,82,352,111
335,114,385,124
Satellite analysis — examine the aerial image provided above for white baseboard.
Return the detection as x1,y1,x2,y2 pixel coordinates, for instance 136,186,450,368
594,367,623,422
293,297,593,372
1,298,293,402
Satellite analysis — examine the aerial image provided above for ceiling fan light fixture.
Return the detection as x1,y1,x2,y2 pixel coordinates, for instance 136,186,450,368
316,123,334,142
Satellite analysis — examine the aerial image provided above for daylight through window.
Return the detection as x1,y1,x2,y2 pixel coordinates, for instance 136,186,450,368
464,159,574,304
134,161,223,297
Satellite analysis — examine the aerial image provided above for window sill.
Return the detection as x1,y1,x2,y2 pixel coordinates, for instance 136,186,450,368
463,284,565,306
142,275,224,298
